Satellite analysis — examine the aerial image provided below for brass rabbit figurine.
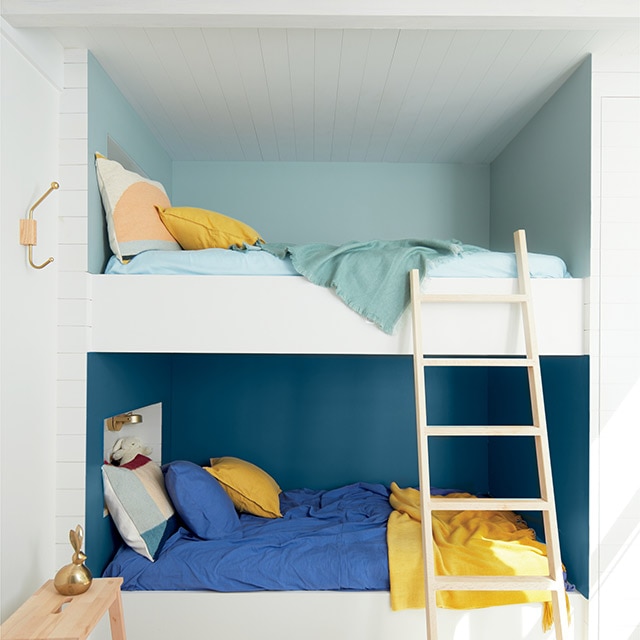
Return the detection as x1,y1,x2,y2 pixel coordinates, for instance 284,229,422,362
54,525,93,595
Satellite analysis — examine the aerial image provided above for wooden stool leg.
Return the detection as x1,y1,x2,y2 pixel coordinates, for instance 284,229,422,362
108,589,127,640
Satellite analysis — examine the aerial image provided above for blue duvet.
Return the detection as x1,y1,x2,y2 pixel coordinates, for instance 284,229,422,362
103,482,393,592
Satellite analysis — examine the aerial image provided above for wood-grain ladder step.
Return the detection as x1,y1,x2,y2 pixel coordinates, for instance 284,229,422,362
424,425,541,436
429,497,550,512
433,575,563,591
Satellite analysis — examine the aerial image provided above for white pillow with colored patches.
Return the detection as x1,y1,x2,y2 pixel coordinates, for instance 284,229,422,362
95,155,181,263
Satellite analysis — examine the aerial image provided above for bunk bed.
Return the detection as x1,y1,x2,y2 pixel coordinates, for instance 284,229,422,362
88,155,588,640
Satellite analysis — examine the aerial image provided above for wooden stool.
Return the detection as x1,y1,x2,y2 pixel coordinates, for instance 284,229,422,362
0,577,126,640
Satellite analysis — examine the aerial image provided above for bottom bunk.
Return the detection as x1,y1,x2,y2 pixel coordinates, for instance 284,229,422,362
86,351,589,640
96,456,585,640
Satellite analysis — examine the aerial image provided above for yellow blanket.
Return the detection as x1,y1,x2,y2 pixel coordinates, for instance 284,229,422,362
387,483,569,630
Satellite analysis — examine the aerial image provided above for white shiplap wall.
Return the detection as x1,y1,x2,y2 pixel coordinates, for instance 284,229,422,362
56,48,90,569
589,62,640,639
0,24,61,621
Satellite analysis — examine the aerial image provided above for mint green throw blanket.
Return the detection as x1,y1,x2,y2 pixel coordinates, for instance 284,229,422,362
261,239,480,334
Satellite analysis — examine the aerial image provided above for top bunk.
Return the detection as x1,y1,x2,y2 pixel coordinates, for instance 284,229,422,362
88,130,587,357
83,49,592,357
88,155,584,355
74,29,595,358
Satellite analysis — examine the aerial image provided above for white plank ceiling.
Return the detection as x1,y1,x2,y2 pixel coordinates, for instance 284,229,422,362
4,3,639,162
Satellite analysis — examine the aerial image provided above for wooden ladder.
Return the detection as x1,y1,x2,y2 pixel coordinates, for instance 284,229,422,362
409,229,569,640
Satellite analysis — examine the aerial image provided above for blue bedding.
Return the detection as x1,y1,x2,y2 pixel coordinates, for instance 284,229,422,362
104,244,571,279
103,482,394,592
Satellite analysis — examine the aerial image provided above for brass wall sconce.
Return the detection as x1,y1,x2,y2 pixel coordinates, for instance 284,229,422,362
106,411,143,432
19,181,59,269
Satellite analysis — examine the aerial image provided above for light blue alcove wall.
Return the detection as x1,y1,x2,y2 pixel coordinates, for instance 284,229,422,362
87,52,173,274
171,161,490,247
490,56,591,277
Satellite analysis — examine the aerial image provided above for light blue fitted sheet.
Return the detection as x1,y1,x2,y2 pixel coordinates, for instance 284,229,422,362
105,246,571,279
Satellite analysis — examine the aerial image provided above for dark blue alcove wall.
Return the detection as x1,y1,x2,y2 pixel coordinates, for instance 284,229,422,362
85,352,588,597
488,356,589,596
85,353,173,578
167,354,489,493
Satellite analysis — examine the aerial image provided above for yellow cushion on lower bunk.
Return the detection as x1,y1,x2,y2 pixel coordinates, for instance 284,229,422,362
156,206,263,250
205,456,282,518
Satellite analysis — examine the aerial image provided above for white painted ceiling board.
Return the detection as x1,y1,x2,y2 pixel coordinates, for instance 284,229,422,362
259,29,297,162
173,29,243,160
112,28,191,159
204,28,263,160
363,29,427,162
380,30,452,163
347,29,400,162
195,28,248,160
286,29,316,161
409,30,491,163
384,30,457,163
232,29,281,162
146,29,213,160
427,30,512,163
330,29,374,161
4,10,636,164
312,29,343,162
405,30,484,163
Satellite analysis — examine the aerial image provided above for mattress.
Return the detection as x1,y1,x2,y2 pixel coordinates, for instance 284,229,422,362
102,479,575,600
104,246,571,279
104,482,394,592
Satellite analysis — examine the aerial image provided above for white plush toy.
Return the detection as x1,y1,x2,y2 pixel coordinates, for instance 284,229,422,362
109,436,152,466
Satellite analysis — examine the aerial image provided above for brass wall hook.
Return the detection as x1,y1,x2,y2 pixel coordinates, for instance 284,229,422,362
19,181,59,269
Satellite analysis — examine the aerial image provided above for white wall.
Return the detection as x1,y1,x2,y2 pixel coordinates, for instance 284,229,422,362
0,24,63,621
589,56,640,640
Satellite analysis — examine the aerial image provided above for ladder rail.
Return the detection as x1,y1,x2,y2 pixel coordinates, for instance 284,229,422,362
409,268,438,639
514,230,570,634
409,229,570,639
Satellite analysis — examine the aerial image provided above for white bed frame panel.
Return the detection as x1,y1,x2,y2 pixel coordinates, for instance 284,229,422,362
87,591,587,640
89,275,586,355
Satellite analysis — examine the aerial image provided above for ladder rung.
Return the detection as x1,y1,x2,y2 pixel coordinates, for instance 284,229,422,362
432,575,560,592
422,357,534,367
424,425,541,436
419,293,527,304
428,498,549,511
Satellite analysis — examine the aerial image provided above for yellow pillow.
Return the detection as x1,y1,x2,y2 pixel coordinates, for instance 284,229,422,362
204,457,282,518
156,206,264,250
